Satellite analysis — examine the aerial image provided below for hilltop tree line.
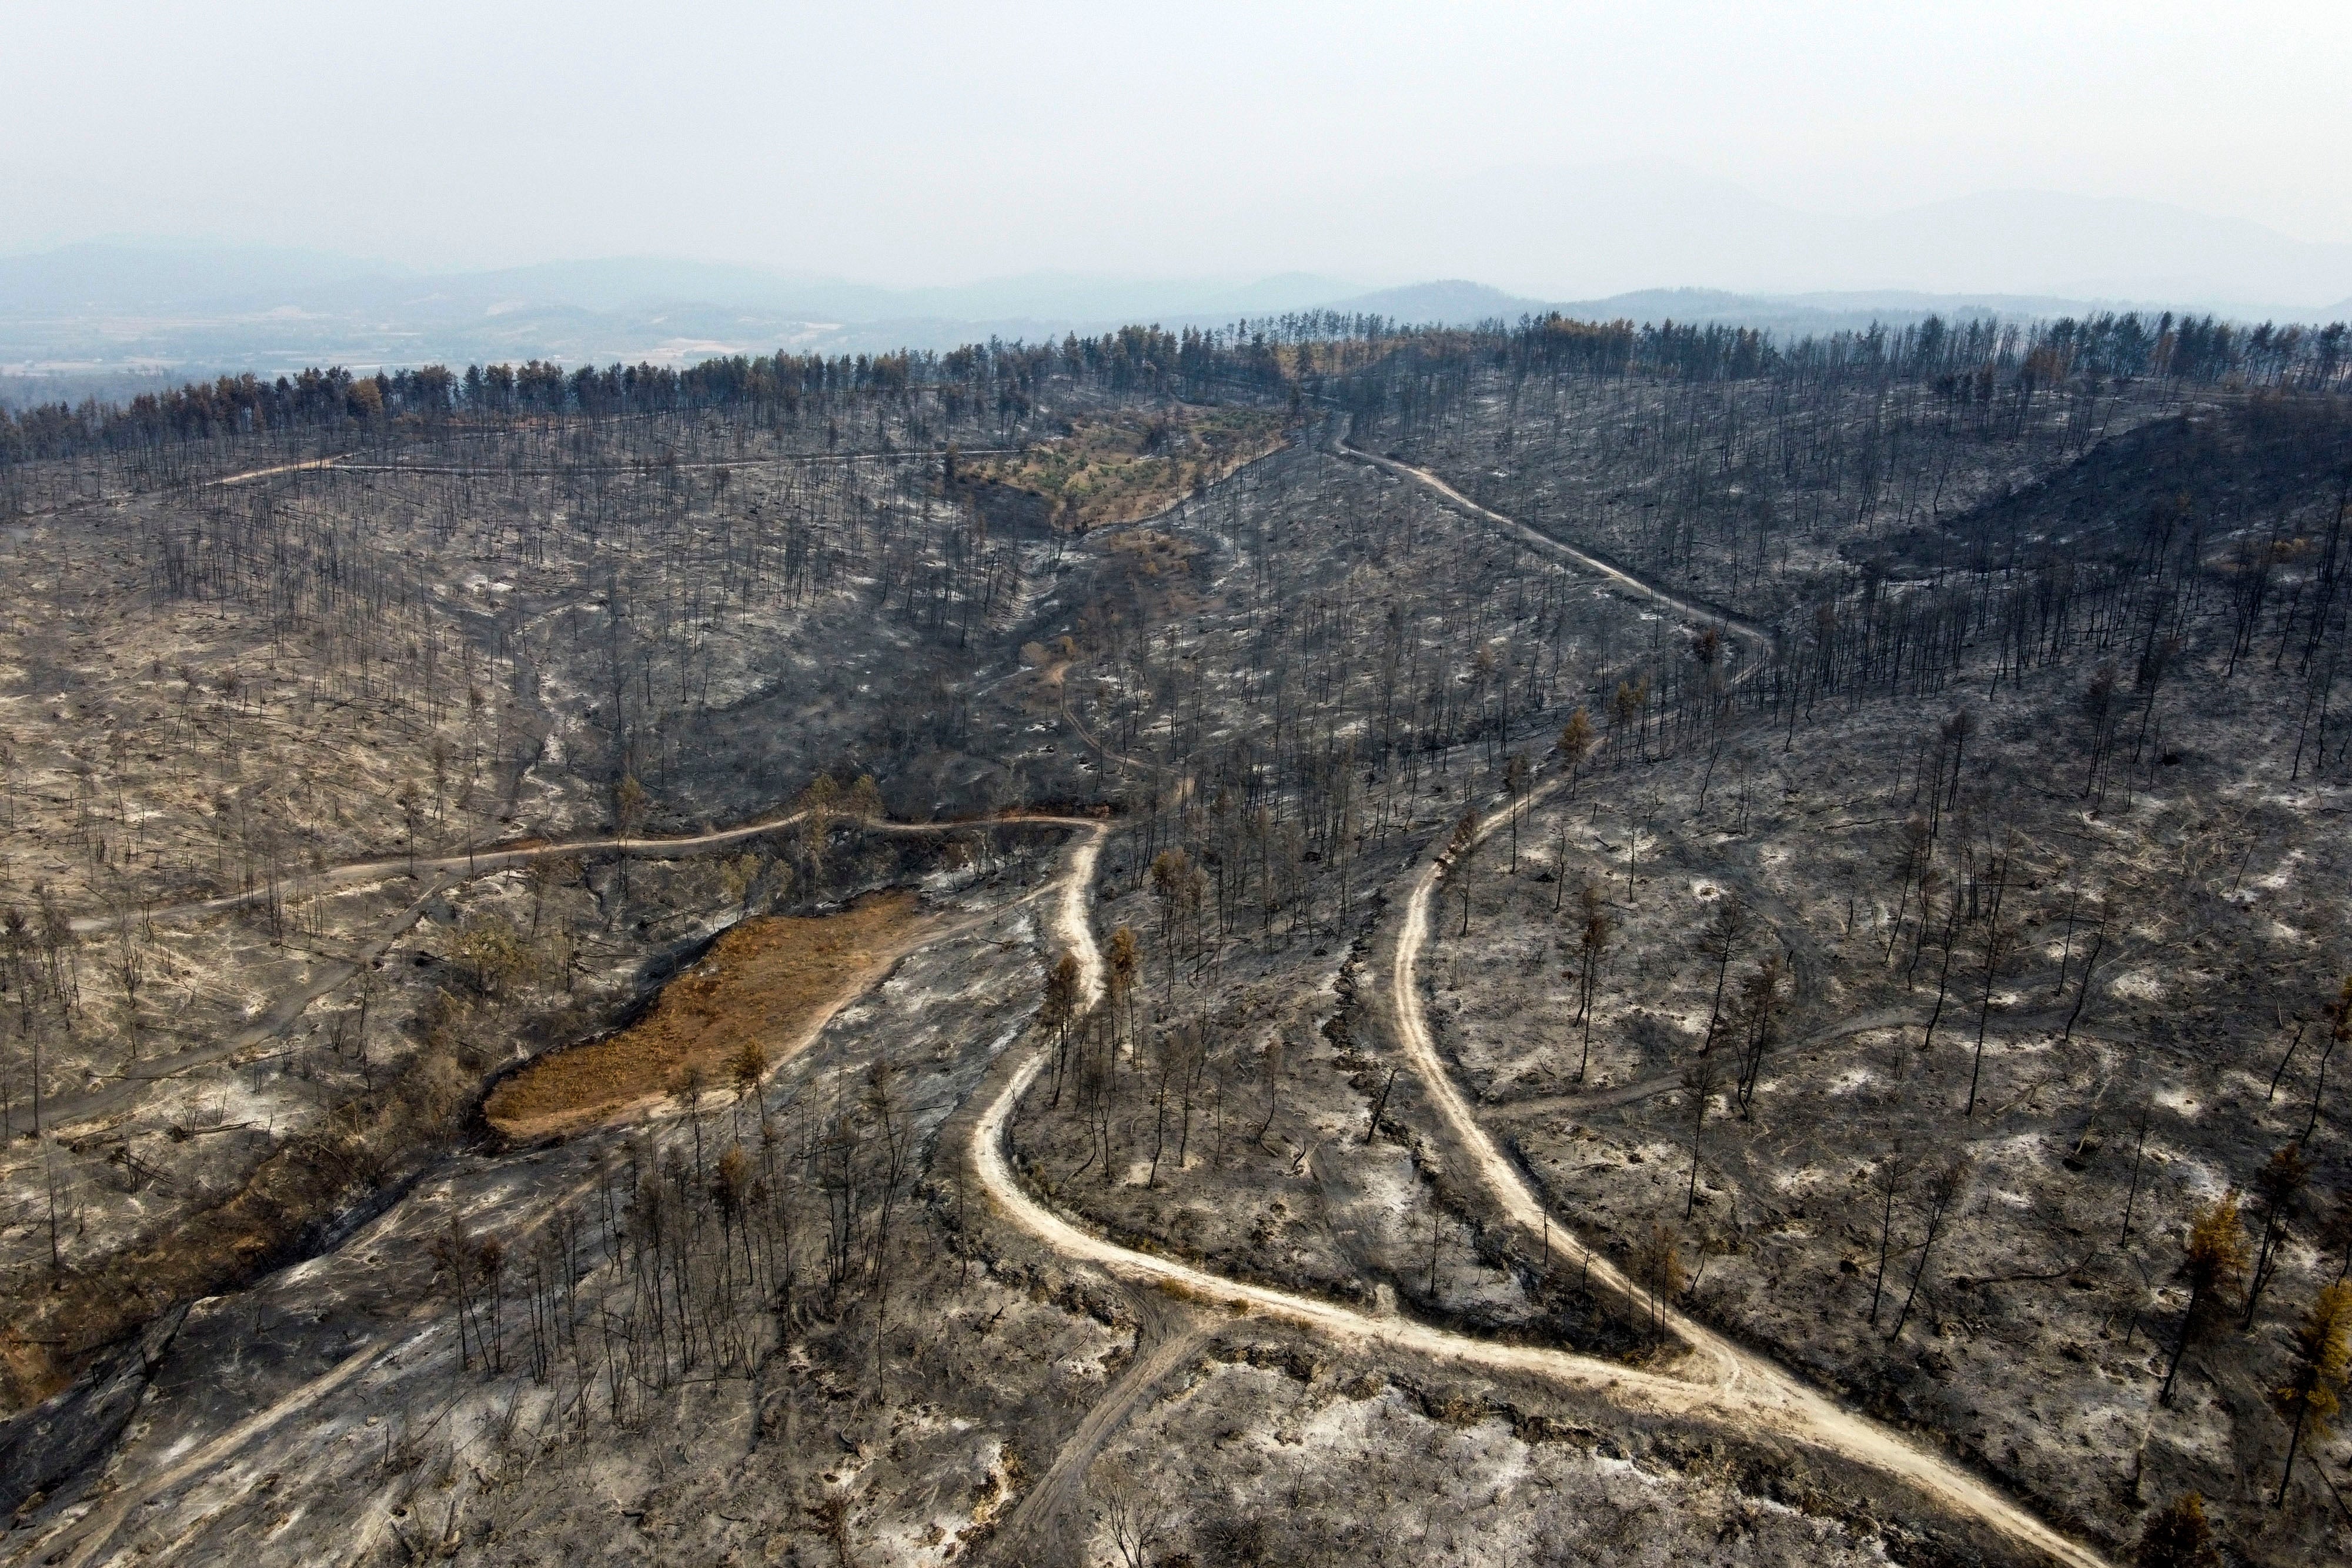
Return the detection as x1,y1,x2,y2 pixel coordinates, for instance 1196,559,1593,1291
0,322,1318,470
14,300,2348,477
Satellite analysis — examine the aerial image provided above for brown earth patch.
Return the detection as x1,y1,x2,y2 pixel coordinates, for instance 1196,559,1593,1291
971,407,1287,531
485,891,924,1139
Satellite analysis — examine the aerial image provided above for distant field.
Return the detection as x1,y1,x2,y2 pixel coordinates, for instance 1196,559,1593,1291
973,404,1287,529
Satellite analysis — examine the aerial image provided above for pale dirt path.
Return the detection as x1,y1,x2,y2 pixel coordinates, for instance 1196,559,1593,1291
12,439,990,530
973,838,1810,1411
47,811,1093,1122
48,1318,440,1568
3,452,348,527
972,1021,1724,1420
325,449,1006,478
1340,449,2107,1568
991,1302,1212,1565
968,457,2106,1566
69,808,1107,934
28,876,450,1139
195,444,995,489
1335,437,1775,671
67,810,816,934
205,456,348,487
1389,805,2094,1568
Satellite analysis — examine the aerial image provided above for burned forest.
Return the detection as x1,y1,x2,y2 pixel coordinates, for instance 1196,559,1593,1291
0,309,2349,1567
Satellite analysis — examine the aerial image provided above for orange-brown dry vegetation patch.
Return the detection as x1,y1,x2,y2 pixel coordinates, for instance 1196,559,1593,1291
485,890,921,1139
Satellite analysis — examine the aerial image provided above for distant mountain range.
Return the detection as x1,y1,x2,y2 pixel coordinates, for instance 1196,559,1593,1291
5,198,2350,400
1254,168,2352,317
0,245,1368,330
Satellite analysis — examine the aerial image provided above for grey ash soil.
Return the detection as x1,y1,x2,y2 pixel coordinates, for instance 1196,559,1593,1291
6,332,2351,1566
1398,377,2352,1564
0,404,1869,1568
1080,1333,2036,1568
1007,436,1672,1355
0,389,1187,1405
2,834,1105,1567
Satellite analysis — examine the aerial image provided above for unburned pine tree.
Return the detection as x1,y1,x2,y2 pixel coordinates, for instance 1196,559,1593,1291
1555,707,1595,797
2133,1492,2219,1568
2163,1194,2250,1405
2272,1280,2351,1507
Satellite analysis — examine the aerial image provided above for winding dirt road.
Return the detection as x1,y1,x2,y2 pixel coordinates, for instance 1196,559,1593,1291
65,810,823,935
28,434,2108,1566
964,443,2110,1567
968,815,2104,1567
68,806,1103,935
1389,792,2106,1567
157,443,994,497
969,832,1729,1417
991,1298,1211,1562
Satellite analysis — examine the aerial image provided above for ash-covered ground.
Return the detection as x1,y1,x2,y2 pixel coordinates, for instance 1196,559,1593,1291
3,326,2347,1565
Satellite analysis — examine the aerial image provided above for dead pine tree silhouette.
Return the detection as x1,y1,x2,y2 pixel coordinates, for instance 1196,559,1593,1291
1571,881,1611,1084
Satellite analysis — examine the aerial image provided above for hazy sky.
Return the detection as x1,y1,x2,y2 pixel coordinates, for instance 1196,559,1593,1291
6,1,2349,290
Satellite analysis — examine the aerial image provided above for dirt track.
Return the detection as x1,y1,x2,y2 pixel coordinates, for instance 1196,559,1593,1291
962,808,2107,1566
1335,437,1775,675
963,451,2111,1567
24,441,2113,1566
1387,790,2106,1567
